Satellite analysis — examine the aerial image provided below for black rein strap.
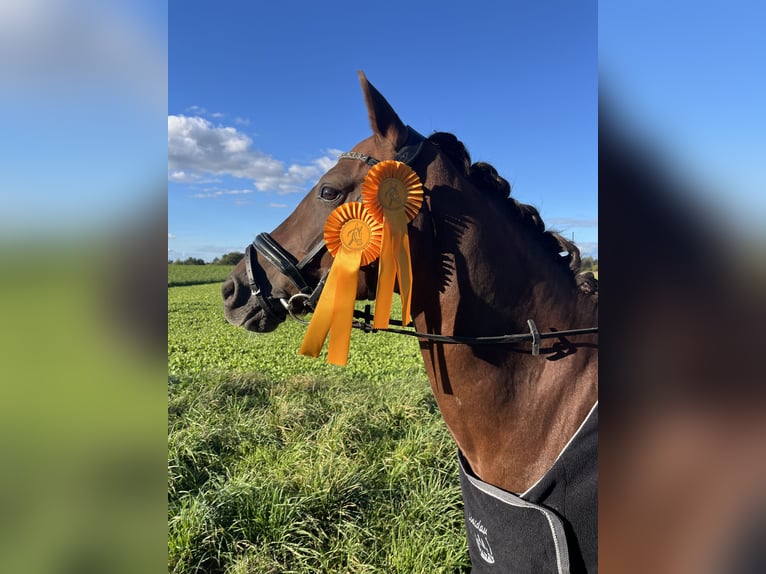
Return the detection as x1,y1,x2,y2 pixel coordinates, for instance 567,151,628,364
350,305,597,353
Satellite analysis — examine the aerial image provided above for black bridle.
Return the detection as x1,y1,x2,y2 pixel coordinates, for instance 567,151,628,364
244,126,598,352
244,233,327,322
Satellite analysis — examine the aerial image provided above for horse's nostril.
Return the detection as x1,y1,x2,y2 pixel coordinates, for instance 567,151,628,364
222,275,254,311
221,277,236,303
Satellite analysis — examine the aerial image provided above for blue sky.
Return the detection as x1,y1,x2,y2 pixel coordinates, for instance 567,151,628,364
168,0,598,262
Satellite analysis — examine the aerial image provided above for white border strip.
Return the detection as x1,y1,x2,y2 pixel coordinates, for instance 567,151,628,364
459,453,571,574
520,400,598,498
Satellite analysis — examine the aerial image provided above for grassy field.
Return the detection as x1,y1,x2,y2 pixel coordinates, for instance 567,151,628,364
169,264,238,287
168,266,470,573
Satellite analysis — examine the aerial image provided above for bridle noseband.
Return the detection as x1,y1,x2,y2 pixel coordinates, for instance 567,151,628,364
244,126,427,324
244,233,327,323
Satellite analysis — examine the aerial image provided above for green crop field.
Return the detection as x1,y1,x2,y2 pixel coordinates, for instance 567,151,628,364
168,269,470,573
168,264,238,287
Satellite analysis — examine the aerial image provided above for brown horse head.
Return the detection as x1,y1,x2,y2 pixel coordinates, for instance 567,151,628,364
223,71,591,331
222,72,414,332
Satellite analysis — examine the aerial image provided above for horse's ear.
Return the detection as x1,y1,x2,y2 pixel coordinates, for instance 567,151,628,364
358,71,408,149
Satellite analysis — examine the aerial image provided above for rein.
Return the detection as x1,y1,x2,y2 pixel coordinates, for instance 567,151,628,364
350,306,597,355
245,125,598,352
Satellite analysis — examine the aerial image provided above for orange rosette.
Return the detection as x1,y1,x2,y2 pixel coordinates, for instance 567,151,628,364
299,202,382,366
361,160,423,328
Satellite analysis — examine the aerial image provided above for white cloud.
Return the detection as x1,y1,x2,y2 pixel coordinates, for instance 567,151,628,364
185,105,207,115
190,188,255,199
182,106,225,120
168,171,220,185
577,242,599,258
269,203,288,209
169,170,199,183
323,149,344,167
168,232,176,239
167,115,339,195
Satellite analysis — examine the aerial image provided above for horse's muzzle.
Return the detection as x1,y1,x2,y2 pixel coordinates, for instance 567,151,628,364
221,274,286,333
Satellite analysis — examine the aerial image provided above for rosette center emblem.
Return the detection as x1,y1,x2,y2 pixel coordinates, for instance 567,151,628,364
378,178,407,211
341,219,373,251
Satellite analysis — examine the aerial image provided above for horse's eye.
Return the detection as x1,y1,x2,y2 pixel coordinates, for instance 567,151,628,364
319,185,342,202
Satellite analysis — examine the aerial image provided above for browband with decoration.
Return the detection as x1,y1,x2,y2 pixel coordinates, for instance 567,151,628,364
338,126,426,168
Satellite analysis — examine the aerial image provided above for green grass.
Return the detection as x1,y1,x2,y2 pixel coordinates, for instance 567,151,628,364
168,282,470,573
169,264,236,287
168,284,425,382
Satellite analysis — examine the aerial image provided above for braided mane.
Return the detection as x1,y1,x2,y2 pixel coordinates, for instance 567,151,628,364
427,132,597,294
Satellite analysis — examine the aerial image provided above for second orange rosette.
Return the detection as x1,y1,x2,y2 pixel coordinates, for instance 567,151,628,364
361,160,423,328
298,202,382,366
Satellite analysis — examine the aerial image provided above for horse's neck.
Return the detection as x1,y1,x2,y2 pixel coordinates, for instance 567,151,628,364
411,187,598,493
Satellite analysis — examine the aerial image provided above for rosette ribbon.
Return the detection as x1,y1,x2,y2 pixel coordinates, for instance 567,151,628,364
298,202,382,366
361,160,423,328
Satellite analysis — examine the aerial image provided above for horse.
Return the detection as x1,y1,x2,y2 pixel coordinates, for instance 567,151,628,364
222,72,598,573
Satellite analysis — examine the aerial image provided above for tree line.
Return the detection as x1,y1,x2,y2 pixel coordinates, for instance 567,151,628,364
169,252,244,266
581,256,598,272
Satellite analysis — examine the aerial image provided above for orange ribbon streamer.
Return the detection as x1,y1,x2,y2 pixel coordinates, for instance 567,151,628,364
361,161,423,328
298,203,382,366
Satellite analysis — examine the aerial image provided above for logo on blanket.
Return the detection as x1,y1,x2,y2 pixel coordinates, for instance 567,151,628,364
468,515,495,564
